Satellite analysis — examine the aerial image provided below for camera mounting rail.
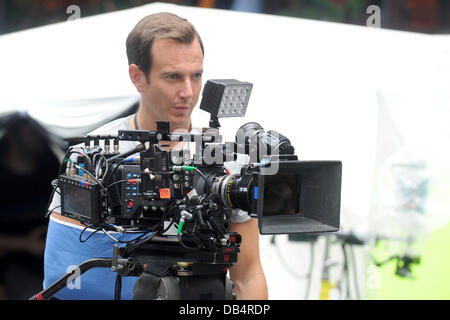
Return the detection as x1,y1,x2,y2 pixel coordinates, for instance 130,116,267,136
117,121,221,144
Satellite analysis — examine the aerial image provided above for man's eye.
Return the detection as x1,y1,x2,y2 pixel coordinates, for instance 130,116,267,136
193,73,202,79
168,74,179,80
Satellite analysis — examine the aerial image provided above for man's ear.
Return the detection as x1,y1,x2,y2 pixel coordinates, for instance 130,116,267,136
129,64,147,93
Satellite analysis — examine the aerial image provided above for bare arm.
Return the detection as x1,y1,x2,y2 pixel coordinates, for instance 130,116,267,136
229,218,268,300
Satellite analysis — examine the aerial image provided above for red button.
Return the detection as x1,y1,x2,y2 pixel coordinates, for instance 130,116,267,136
128,200,134,208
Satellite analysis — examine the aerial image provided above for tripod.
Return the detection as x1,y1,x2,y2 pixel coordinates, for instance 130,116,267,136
30,235,239,300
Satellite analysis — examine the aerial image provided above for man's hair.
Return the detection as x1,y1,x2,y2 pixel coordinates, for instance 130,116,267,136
126,12,204,80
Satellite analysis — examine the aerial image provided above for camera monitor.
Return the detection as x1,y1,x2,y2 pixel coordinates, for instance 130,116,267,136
59,176,101,225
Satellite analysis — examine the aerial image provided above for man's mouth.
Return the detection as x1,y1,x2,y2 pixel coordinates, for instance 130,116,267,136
173,105,190,110
172,105,190,116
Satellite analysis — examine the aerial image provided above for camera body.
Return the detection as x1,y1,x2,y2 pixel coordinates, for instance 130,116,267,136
59,120,342,244
37,79,343,301
50,79,342,299
58,79,342,263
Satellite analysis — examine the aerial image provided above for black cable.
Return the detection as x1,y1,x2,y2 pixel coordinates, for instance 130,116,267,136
101,203,177,249
162,205,178,234
45,186,60,218
106,144,144,164
126,204,176,240
79,225,101,243
76,165,105,190
194,167,208,184
101,228,155,244
114,274,122,300
106,179,133,189
46,205,61,218
177,233,202,251
64,148,94,174
372,255,397,267
121,231,161,257
163,220,175,234
93,153,109,180
106,158,127,186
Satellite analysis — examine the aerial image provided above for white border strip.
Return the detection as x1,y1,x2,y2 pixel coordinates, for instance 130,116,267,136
49,215,121,234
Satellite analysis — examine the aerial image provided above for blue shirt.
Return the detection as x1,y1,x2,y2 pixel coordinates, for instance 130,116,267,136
43,217,140,300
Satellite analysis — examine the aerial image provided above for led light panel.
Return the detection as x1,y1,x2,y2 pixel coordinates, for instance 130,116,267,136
200,79,253,118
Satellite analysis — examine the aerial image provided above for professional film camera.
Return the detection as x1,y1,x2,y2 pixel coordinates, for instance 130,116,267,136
31,80,342,300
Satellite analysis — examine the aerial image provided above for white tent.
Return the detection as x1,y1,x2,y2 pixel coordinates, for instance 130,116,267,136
1,2,449,299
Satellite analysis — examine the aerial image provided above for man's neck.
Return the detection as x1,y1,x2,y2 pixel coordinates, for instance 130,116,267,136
134,107,191,132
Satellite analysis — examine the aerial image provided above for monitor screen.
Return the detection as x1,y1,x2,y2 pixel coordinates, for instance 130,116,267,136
63,183,92,219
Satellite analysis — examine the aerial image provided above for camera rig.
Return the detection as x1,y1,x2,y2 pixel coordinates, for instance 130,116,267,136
31,79,343,300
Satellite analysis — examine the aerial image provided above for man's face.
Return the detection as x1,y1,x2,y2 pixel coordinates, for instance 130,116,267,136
139,37,203,130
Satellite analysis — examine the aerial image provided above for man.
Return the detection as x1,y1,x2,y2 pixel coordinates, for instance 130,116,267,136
44,12,268,300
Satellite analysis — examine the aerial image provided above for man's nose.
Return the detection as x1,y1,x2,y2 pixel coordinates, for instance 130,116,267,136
179,78,194,99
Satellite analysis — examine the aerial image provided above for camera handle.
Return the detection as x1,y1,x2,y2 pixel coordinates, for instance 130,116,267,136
30,244,235,300
29,245,137,300
29,258,123,300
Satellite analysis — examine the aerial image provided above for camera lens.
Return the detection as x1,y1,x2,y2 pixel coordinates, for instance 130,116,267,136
210,173,253,212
